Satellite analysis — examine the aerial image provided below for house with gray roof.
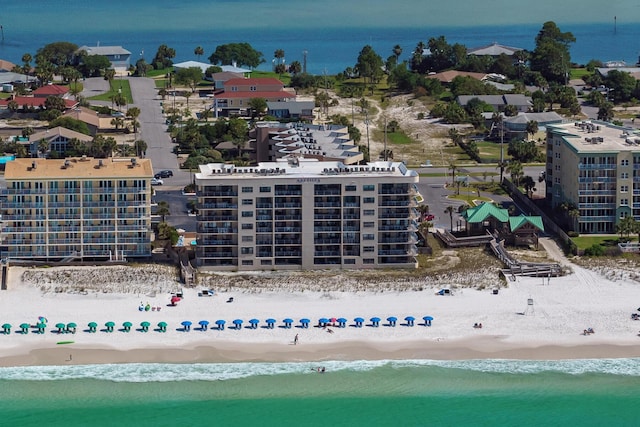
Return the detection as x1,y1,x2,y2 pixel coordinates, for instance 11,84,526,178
457,94,532,113
467,43,523,57
267,101,315,120
78,45,131,72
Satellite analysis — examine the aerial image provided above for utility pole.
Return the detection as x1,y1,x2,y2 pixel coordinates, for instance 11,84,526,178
365,110,370,163
383,116,388,161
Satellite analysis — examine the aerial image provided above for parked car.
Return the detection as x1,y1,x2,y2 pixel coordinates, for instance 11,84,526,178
424,214,435,221
150,178,163,185
155,170,173,178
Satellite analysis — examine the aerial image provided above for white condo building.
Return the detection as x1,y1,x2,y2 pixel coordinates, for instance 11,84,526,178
195,158,422,271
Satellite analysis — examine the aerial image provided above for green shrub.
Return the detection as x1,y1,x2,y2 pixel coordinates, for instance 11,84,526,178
583,244,604,256
567,231,580,237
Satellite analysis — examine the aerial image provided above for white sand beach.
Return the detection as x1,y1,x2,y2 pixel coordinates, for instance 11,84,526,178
1,252,639,366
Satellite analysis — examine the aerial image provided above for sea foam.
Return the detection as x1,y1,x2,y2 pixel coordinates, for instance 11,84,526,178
0,358,639,382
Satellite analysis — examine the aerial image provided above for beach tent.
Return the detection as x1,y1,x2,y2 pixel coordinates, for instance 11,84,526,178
140,321,151,332
105,321,115,332
215,319,226,330
157,321,167,332
88,322,98,333
387,316,398,327
181,321,192,332
265,318,276,329
198,320,209,331
232,319,243,330
404,316,415,327
354,317,365,328
2,323,11,334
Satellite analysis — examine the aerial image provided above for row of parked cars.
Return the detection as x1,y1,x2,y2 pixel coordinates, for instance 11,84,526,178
151,170,173,185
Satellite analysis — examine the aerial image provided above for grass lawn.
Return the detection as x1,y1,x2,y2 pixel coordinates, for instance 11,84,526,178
570,68,590,80
372,129,414,145
0,93,12,100
448,191,493,204
147,67,173,78
571,235,634,250
69,81,83,93
87,79,133,104
475,141,511,161
251,70,291,86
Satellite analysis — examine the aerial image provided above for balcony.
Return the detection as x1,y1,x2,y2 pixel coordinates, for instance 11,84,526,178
314,214,341,220
578,164,617,170
315,226,341,232
2,188,46,195
201,203,237,209
579,177,616,183
274,227,301,233
275,215,301,221
201,191,238,197
256,227,273,233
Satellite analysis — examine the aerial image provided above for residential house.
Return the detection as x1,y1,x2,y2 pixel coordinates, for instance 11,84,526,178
33,85,69,98
78,45,132,73
63,107,121,136
0,59,16,72
427,70,487,84
266,101,315,120
28,126,93,157
457,94,532,113
212,77,295,117
467,43,523,58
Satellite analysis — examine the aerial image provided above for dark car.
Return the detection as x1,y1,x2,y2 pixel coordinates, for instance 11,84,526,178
154,170,173,179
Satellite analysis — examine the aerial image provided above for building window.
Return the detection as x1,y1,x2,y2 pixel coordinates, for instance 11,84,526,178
621,172,629,179
242,260,254,265
241,223,253,230
363,234,375,240
231,86,238,91
250,86,257,91
345,185,356,191
242,236,254,242
621,198,629,206
344,259,356,264
241,247,254,254
363,197,375,203
242,211,253,217
621,159,629,166
363,184,375,191
363,221,375,228
242,199,253,205
621,185,629,193
261,260,272,265
364,246,375,252
260,186,271,193
363,258,375,264
363,209,375,216
242,187,253,193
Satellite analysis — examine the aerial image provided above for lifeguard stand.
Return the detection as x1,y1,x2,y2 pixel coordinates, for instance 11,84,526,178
524,298,534,315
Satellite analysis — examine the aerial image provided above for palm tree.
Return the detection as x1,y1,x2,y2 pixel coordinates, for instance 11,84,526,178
506,160,523,186
526,120,539,140
496,159,508,184
444,206,455,231
156,201,170,223
37,139,49,158
416,204,430,220
126,107,141,134
521,175,536,198
392,44,403,63
448,162,458,186
194,46,204,61
22,53,32,83
134,140,147,157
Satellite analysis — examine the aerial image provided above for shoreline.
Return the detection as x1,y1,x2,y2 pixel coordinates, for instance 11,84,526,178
3,338,640,367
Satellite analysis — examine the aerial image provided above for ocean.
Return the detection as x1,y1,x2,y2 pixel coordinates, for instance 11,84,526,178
0,358,639,426
0,1,639,74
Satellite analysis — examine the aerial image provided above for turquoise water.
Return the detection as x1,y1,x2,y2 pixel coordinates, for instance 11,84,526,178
0,359,639,426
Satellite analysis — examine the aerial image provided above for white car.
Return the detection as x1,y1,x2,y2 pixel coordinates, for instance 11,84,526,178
150,177,163,185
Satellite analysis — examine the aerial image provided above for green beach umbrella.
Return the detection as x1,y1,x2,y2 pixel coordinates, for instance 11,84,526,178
140,321,150,332
67,322,77,334
55,322,66,333
157,321,167,332
20,323,30,333
123,321,132,332
105,321,115,332
2,323,11,334
88,322,98,333
36,322,46,333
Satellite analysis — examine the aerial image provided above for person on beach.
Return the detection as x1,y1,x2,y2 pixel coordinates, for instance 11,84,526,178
294,334,299,345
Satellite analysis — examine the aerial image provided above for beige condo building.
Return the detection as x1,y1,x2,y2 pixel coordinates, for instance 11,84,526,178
545,120,640,233
195,157,421,271
1,157,153,261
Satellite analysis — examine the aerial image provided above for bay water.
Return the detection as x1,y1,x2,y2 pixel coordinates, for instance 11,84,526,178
0,358,638,426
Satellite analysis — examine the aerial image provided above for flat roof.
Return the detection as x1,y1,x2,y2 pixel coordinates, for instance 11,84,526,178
5,157,153,180
548,121,640,153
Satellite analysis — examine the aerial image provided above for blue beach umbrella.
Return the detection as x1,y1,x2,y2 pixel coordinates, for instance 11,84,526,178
265,318,276,329
404,316,415,326
215,319,226,330
248,318,259,329
354,317,364,327
181,320,192,331
198,320,209,331
318,317,329,326
370,317,381,327
300,318,310,328
283,318,294,328
387,316,397,326
337,317,348,327
423,316,434,326
232,319,243,329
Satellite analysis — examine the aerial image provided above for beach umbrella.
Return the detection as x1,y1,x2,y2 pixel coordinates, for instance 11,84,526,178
36,322,46,333
423,316,434,326
248,318,259,329
318,317,329,326
198,320,209,331
19,323,30,334
122,321,132,332
404,316,415,326
170,296,181,305
105,321,115,332
2,323,11,334
354,317,364,327
337,318,348,328
215,319,226,330
38,316,48,325
67,322,77,334
283,318,293,328
88,322,98,333
265,318,276,329
55,322,66,334
157,321,167,332
181,320,192,331
387,316,397,327
140,321,151,332
300,318,310,329
370,317,381,327
232,319,243,330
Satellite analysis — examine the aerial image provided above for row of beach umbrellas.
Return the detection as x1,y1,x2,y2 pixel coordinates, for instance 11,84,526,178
0,316,434,334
